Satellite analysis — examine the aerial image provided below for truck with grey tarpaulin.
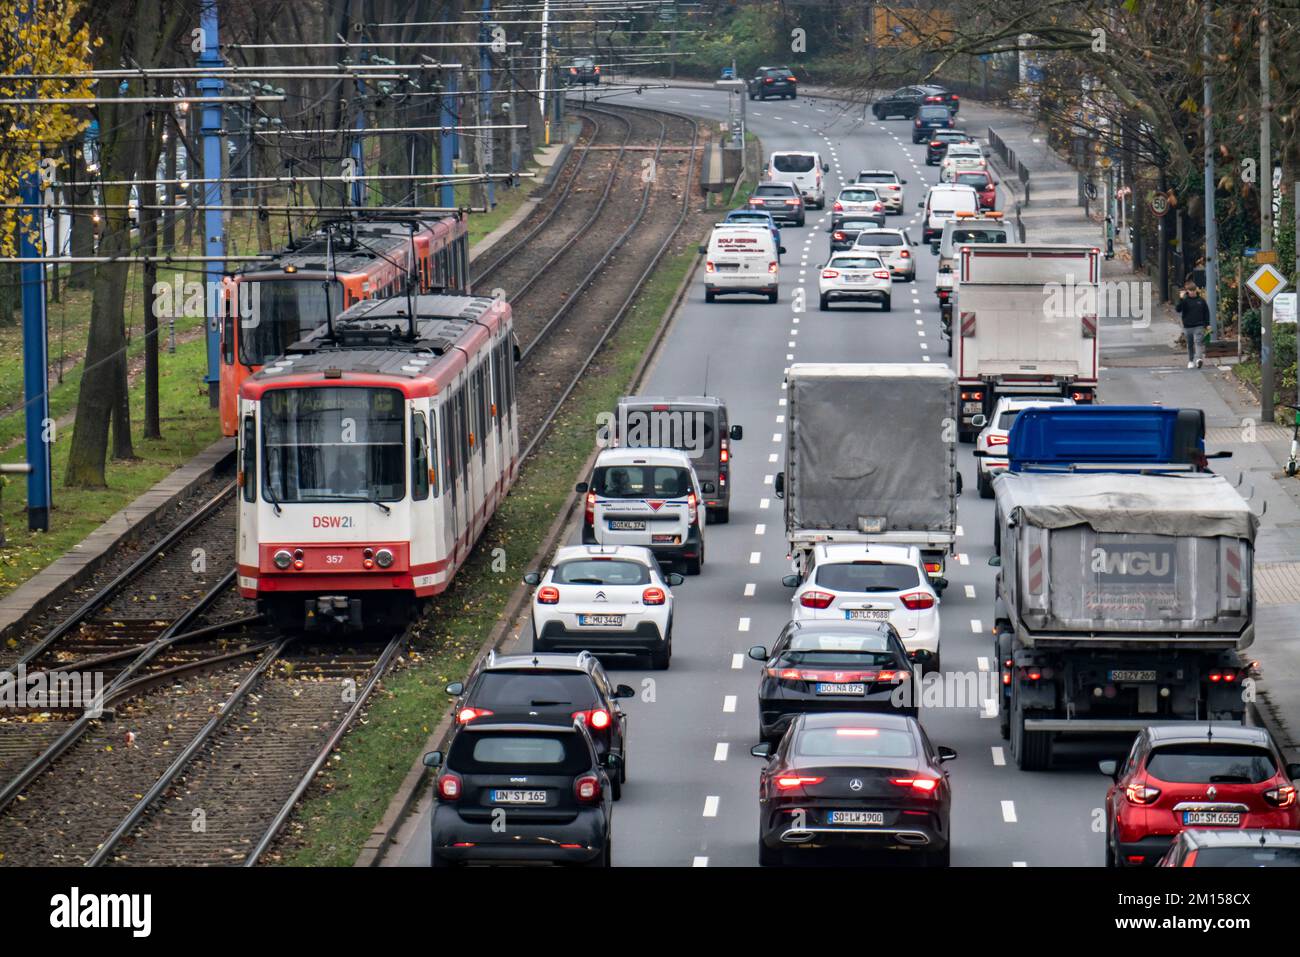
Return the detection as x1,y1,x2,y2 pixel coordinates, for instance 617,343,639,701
990,471,1257,770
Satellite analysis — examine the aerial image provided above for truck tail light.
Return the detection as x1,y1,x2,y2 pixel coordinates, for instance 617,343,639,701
923,561,942,575
900,591,936,610
705,260,715,273
537,585,560,604
769,261,778,274
720,442,729,463
799,590,834,609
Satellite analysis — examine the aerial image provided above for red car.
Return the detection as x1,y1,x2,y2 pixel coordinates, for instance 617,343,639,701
954,170,997,210
1101,724,1300,867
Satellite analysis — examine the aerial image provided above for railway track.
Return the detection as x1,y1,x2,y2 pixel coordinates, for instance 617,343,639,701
0,100,703,866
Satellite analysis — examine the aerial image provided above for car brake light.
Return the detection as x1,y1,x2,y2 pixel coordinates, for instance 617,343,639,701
764,77,773,84
687,490,698,524
584,491,595,525
437,772,462,800
573,708,612,731
891,776,940,793
774,774,823,791
1265,784,1297,808
785,198,800,205
833,231,846,241
787,76,796,82
873,270,890,280
988,434,1009,447
768,261,778,274
900,249,910,259
642,587,666,605
914,118,921,126
1125,782,1162,805
720,444,729,463
821,269,839,279
705,260,715,273
900,591,936,610
873,202,883,211
930,140,941,147
575,773,602,803
457,707,494,724
799,590,834,609
537,585,560,604
833,200,843,211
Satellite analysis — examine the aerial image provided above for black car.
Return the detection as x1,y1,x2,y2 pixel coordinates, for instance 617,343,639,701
566,57,600,86
444,651,634,799
926,130,974,165
753,712,956,867
425,718,616,867
872,84,954,120
912,105,955,142
747,181,805,226
829,217,885,253
748,619,917,743
748,66,797,100
1157,829,1300,867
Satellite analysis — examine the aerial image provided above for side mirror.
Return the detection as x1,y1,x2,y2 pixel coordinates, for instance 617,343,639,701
779,246,787,255
930,241,940,254
423,750,444,769
1098,759,1118,780
730,425,743,441
522,571,541,586
916,201,924,209
614,684,636,699
901,178,909,184
987,555,1001,567
774,472,785,498
747,644,769,661
750,742,773,758
445,681,464,696
698,244,707,254
937,746,958,763
822,162,829,172
666,572,685,586
970,414,987,428
702,481,716,494
605,753,623,771
575,481,589,493
781,574,799,588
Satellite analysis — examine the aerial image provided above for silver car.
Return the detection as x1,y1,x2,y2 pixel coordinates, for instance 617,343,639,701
831,186,885,227
851,228,918,282
818,252,893,312
854,169,907,214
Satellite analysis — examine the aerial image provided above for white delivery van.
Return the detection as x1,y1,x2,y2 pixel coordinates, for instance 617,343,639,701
701,225,784,303
766,151,829,209
918,184,979,244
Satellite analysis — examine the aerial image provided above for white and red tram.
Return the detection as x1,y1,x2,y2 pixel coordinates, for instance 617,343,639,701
235,293,519,629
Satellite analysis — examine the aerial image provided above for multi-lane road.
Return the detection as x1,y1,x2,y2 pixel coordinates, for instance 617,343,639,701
392,85,1203,867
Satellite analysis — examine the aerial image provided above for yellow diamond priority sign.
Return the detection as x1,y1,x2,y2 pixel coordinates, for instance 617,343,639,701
1246,263,1289,303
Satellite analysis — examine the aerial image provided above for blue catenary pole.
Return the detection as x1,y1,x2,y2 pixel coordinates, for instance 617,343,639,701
19,0,50,530
481,0,495,208
440,70,457,209
197,1,224,408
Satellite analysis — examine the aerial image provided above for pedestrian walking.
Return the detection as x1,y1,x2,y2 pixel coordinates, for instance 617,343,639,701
1104,215,1115,259
1175,277,1210,368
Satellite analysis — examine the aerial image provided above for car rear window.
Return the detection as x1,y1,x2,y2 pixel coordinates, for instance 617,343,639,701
471,671,598,711
855,232,904,246
591,464,693,498
553,559,650,586
995,409,1022,430
837,220,877,232
839,189,877,202
772,154,816,173
1145,744,1278,784
450,732,590,774
754,184,795,197
1192,846,1300,867
935,132,969,142
920,106,950,118
956,173,991,186
618,409,716,453
796,727,916,758
815,561,920,591
727,213,770,223
856,173,898,184
828,257,883,271
781,632,898,667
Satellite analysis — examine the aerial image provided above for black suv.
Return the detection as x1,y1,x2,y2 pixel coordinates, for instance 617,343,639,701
748,66,797,100
425,718,615,867
566,57,600,86
925,129,975,165
445,651,633,798
872,84,954,120
912,104,955,142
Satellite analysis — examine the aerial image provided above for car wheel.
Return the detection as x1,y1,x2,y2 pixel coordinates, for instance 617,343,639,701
872,105,882,119
926,840,951,868
430,848,456,868
611,772,622,801
978,469,993,499
819,294,829,311
650,642,671,670
1011,684,1053,771
768,289,779,304
923,652,941,676
881,295,891,312
1105,828,1117,868
796,216,805,227
705,289,715,303
759,840,783,867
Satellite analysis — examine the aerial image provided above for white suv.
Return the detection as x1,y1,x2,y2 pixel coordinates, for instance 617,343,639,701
525,545,682,669
818,252,893,311
783,543,942,673
578,448,707,574
973,397,1074,498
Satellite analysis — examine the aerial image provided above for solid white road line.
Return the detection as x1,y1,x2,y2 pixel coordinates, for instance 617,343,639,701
1001,800,1018,823
723,695,737,713
991,746,1006,766
714,743,729,761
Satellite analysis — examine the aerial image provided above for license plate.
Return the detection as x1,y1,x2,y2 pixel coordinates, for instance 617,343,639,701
816,683,866,696
715,263,739,272
846,609,890,621
1109,670,1157,682
651,534,679,544
491,789,547,805
829,810,884,825
608,520,645,531
1183,811,1240,826
578,614,624,627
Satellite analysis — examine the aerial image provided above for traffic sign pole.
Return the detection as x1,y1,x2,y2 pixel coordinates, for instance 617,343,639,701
1259,0,1274,422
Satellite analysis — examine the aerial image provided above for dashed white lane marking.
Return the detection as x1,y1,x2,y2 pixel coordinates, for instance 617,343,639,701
723,696,737,713
965,584,976,599
1012,861,1028,867
956,524,964,536
918,330,926,337
786,354,794,361
768,452,779,463
991,746,1006,767
916,318,923,325
714,743,729,761
764,473,774,484
772,432,782,442
922,355,932,362
958,553,969,565
755,523,766,535
738,617,751,632
693,856,709,867
759,497,770,509
732,653,745,669
744,582,756,596
970,618,983,634
920,343,928,350
977,656,990,672
914,308,922,315
704,795,720,817
779,398,786,406
1001,800,1018,823
776,414,785,423
750,552,762,564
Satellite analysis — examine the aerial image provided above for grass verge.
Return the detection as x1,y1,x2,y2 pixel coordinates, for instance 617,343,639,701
278,242,702,867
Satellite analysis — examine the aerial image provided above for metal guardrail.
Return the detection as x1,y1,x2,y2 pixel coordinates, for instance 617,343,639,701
987,127,1031,205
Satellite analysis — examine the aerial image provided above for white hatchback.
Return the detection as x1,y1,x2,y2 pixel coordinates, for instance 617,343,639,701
526,545,681,669
784,543,942,672
973,397,1074,498
939,144,987,183
818,252,893,311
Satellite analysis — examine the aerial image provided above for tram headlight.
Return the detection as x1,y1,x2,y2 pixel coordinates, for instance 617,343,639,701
375,548,395,569
273,549,293,570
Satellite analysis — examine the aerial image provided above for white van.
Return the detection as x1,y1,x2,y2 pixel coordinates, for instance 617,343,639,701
701,225,783,303
918,184,979,244
766,151,829,209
